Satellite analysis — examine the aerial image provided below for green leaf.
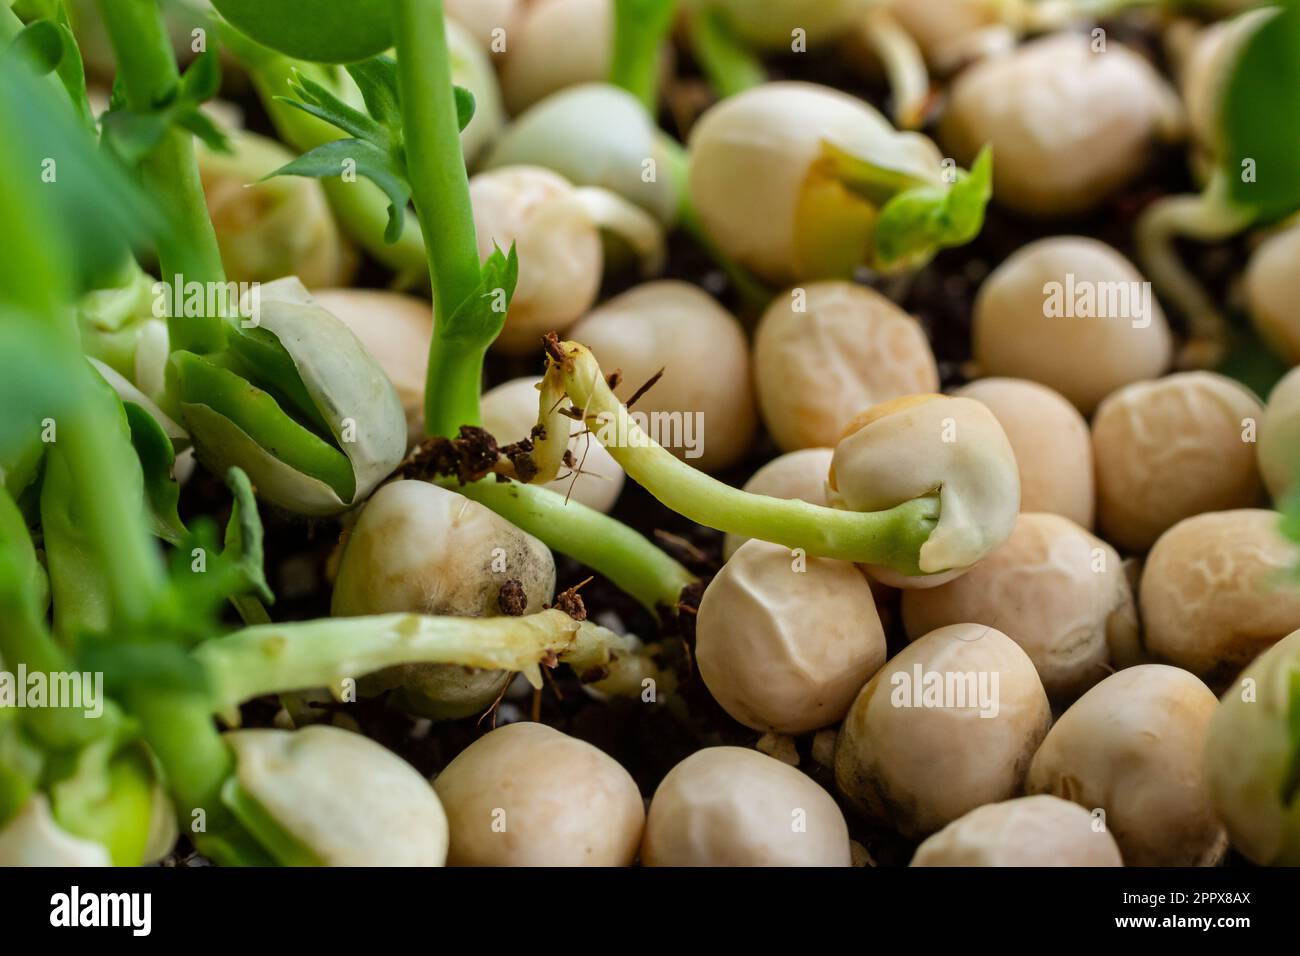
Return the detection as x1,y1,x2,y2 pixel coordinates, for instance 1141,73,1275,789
454,85,476,133
265,138,410,242
823,140,933,206
179,47,224,105
176,108,230,153
122,402,188,546
1282,662,1300,805
281,67,387,147
0,318,71,492
9,16,94,132
1222,2,1300,219
441,243,519,346
171,351,356,501
224,326,336,441
222,467,274,606
0,485,48,623
99,107,173,166
11,20,62,73
210,0,393,63
0,55,160,297
874,146,992,269
343,56,403,130
101,45,228,165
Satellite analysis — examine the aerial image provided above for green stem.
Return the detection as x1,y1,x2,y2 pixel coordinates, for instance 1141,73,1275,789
391,0,487,438
443,478,697,612
610,0,678,111
423,339,489,442
685,6,766,99
97,0,226,354
549,341,939,571
194,609,630,713
1135,175,1256,368
58,372,167,629
120,687,266,865
0,493,98,751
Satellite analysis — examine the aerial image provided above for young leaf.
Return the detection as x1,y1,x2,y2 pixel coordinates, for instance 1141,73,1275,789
281,67,387,147
222,467,274,605
0,43,155,294
265,138,410,242
211,0,394,64
1222,1,1300,220
823,140,933,206
9,16,94,131
122,402,188,546
179,47,224,106
454,86,476,133
874,146,992,269
440,243,519,346
343,56,403,130
177,109,231,153
100,107,173,167
170,351,357,501
100,48,230,162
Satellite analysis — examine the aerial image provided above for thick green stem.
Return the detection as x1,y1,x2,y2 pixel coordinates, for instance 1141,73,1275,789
194,609,631,714
685,6,766,98
423,339,489,442
548,341,940,571
97,0,226,354
57,373,167,629
0,493,101,751
610,0,678,111
391,0,487,438
443,478,697,612
120,687,265,865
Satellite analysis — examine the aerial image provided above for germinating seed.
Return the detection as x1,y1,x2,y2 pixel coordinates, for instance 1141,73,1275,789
9,0,1300,877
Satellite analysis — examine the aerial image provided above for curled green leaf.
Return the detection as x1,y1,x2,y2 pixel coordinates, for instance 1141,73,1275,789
171,350,357,503
874,146,992,269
